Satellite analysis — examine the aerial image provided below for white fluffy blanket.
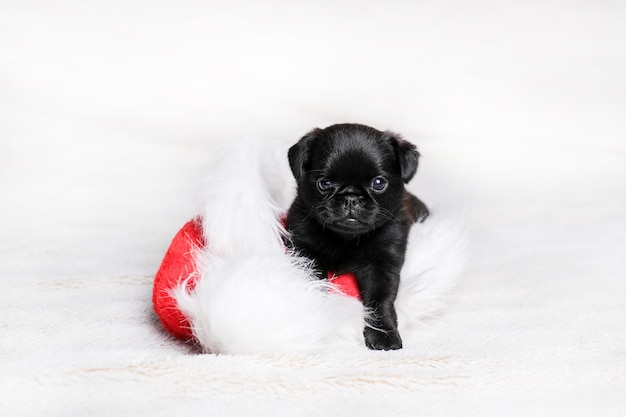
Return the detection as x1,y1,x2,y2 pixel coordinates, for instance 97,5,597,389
1,1,625,416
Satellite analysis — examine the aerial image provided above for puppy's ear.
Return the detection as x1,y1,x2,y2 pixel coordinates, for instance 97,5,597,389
384,131,420,183
288,128,322,181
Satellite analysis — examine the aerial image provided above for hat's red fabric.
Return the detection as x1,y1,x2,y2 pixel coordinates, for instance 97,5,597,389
152,219,360,341
152,219,204,340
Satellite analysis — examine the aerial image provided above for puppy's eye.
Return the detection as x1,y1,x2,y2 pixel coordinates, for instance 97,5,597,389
316,179,333,192
370,177,388,192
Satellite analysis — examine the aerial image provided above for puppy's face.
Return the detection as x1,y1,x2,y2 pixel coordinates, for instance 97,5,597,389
288,124,419,237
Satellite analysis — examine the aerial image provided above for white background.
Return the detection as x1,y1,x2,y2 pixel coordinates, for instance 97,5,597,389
1,1,625,416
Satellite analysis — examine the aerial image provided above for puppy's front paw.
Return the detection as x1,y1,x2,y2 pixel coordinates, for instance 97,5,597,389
364,327,403,351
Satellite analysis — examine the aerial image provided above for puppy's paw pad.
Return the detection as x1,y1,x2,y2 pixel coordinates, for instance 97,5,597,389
364,328,402,351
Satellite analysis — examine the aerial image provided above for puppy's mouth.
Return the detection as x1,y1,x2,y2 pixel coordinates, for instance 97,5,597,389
325,217,373,235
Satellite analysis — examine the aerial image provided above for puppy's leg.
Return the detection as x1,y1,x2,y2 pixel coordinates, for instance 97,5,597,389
357,270,403,350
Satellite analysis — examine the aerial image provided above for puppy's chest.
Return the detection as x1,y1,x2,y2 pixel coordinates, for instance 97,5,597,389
309,233,390,272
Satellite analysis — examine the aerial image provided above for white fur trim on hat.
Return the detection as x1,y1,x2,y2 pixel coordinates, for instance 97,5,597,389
174,139,467,354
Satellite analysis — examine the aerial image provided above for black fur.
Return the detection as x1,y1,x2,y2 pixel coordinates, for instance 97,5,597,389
286,123,428,350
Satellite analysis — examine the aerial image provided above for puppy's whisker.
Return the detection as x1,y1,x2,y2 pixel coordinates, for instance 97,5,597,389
300,202,327,226
378,208,398,222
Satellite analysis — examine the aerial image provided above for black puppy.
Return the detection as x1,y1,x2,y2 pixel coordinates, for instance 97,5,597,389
286,123,428,350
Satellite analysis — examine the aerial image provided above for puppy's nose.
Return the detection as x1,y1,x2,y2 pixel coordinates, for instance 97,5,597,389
342,195,363,213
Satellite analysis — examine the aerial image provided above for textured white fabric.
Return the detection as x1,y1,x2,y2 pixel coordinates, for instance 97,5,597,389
1,1,625,416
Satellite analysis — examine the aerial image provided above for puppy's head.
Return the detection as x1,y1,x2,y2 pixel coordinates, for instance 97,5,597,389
288,123,420,237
